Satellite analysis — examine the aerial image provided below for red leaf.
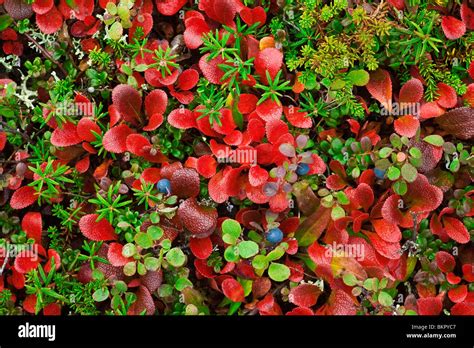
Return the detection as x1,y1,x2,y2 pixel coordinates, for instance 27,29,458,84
10,186,37,210
257,293,282,315
184,17,210,49
366,69,392,110
212,0,237,25
102,124,133,153
208,169,229,203
255,48,283,84
399,78,423,104
252,277,271,298
417,297,442,315
77,117,101,142
14,250,39,274
167,108,196,129
145,89,168,117
420,102,445,119
394,115,419,138
44,249,61,272
441,16,466,40
140,269,163,293
129,13,153,40
238,94,258,114
286,307,314,315
127,285,155,315
461,1,474,30
327,289,357,315
372,219,401,243
265,118,288,144
155,0,187,15
51,121,81,147
221,278,245,302
435,251,456,273
36,6,63,34
199,54,226,85
283,106,312,128
353,183,374,211
0,131,6,151
256,99,282,122
112,84,142,124
189,236,213,259
21,212,42,244
248,165,268,187
79,214,117,241
43,303,61,315
171,168,200,198
143,113,164,131
435,107,474,140
444,216,470,244
451,302,474,315
23,294,37,314
177,69,199,90
239,6,266,27
178,198,218,238
288,284,321,308
107,242,131,266
32,0,53,14
436,83,457,108
448,285,468,303
365,231,401,260
196,155,217,178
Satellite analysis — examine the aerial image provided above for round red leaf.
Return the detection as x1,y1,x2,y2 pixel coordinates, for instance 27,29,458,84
79,214,117,241
189,236,213,259
107,242,131,266
435,251,456,273
394,115,420,138
221,278,245,302
51,121,81,147
21,212,42,244
10,186,37,210
102,124,133,153
441,16,466,40
288,284,321,308
36,6,63,34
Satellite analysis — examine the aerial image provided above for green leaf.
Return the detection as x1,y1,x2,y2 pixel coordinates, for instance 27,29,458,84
378,291,393,307
387,166,401,181
92,288,110,302
423,134,444,147
109,21,124,41
221,219,241,244
147,225,163,240
265,246,286,262
144,256,160,271
134,64,148,72
224,245,240,262
175,277,193,291
331,205,345,220
252,255,268,270
295,206,331,247
401,163,417,183
342,273,358,286
123,261,136,276
392,180,408,195
237,241,259,259
134,232,153,249
268,263,290,282
347,69,370,86
330,79,345,90
379,147,393,159
409,147,422,159
0,14,13,32
166,247,186,267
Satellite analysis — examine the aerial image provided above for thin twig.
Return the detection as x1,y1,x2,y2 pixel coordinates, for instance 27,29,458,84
20,28,68,76
0,120,31,141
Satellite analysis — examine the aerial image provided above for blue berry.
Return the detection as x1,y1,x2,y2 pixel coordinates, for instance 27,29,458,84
296,163,310,176
157,179,171,194
266,228,283,244
374,168,386,179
